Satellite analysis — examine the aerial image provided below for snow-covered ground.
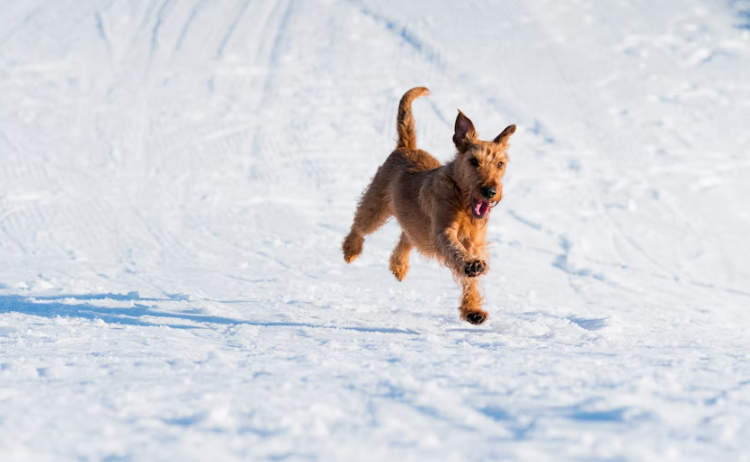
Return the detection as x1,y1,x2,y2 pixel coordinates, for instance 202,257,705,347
1,0,749,460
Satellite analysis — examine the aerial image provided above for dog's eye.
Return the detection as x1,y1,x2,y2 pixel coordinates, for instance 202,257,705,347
470,158,480,167
497,161,504,169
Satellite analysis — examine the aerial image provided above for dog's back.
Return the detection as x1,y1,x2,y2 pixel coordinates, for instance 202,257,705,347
343,88,457,263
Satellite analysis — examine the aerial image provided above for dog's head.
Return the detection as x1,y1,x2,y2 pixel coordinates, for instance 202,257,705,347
452,110,516,220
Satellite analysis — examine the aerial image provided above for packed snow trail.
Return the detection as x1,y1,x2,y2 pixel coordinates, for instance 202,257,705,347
1,0,749,460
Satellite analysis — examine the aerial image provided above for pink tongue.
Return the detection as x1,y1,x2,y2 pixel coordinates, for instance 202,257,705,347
474,200,489,216
480,201,489,215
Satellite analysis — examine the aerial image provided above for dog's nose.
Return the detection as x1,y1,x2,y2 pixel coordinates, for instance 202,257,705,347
480,186,496,199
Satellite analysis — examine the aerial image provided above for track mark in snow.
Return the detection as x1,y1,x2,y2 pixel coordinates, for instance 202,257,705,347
216,0,251,58
151,0,172,51
554,236,604,281
0,8,37,47
507,210,542,231
427,100,451,128
94,11,111,55
257,250,293,270
347,0,442,67
507,211,601,279
689,281,750,298
175,0,205,52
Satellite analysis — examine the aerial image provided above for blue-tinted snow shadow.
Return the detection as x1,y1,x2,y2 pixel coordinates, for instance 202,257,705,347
32,291,172,302
0,294,199,329
445,314,609,336
552,399,651,425
731,0,750,28
478,406,536,439
567,316,609,331
475,401,649,441
445,328,495,334
0,294,418,335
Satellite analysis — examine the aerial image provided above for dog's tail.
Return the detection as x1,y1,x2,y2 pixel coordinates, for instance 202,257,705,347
396,87,429,150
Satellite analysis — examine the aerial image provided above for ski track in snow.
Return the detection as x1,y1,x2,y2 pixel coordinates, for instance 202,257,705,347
1,0,749,460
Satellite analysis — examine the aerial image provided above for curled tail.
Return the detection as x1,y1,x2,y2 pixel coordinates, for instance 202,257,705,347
396,87,429,150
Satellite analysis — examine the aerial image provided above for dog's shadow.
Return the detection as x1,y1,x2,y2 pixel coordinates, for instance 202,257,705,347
0,293,418,335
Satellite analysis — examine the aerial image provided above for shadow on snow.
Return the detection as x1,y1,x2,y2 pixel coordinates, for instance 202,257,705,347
0,293,418,335
731,0,750,28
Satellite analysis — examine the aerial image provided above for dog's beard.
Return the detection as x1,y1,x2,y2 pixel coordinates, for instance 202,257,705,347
455,175,494,220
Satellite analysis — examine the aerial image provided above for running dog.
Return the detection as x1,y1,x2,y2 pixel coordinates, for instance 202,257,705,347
342,87,515,324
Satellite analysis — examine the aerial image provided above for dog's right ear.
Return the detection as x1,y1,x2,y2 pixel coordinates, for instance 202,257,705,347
493,124,517,146
453,110,477,150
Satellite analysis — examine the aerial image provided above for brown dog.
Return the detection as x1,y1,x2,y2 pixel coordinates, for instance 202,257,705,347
342,87,516,324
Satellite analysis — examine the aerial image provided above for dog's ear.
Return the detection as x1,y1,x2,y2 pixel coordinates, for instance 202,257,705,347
493,125,516,145
453,110,477,149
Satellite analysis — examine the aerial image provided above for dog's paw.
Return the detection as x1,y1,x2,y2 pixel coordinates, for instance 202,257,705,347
466,312,487,325
390,261,409,281
342,232,364,263
464,259,487,277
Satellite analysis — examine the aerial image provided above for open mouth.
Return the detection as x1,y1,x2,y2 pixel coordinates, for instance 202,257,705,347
471,198,491,219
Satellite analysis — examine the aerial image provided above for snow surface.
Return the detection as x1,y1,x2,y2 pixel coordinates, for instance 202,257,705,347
1,0,750,460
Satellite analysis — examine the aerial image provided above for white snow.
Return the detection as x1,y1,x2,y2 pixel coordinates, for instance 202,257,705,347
1,0,750,460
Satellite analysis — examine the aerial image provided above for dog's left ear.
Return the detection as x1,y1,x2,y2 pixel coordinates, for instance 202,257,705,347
453,110,478,149
493,125,517,146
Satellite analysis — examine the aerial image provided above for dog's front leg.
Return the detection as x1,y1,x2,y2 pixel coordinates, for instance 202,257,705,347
464,241,489,274
436,224,487,278
460,277,488,325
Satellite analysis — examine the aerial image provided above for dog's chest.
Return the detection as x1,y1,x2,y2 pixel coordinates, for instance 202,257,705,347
456,215,485,249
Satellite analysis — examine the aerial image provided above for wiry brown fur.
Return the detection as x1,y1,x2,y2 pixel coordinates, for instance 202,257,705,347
342,87,516,325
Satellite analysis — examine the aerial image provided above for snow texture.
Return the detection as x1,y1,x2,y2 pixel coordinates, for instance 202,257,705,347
1,0,750,460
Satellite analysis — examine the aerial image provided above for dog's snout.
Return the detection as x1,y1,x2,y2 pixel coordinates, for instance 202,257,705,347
480,186,496,199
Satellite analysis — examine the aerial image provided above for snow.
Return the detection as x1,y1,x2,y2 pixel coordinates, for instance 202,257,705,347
1,0,750,460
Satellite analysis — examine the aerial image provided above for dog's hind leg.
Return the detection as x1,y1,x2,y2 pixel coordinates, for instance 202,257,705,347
458,278,488,325
389,232,413,281
342,172,393,263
